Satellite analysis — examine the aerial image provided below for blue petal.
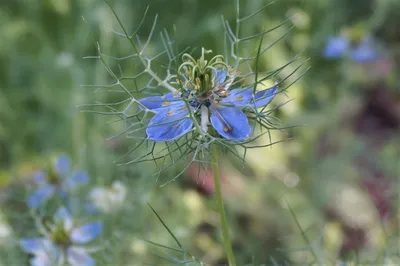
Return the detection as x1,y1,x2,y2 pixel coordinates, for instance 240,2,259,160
67,247,95,266
54,207,71,222
54,207,73,231
62,171,89,190
214,69,227,86
28,186,55,209
54,155,70,177
22,240,59,266
138,93,183,113
350,37,379,63
210,105,251,140
323,36,349,59
70,222,102,244
32,171,47,185
146,104,193,141
138,95,166,111
20,238,51,255
29,249,60,266
253,87,277,109
163,92,183,101
221,88,252,107
30,255,52,266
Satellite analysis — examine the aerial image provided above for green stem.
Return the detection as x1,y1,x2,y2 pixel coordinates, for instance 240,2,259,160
210,144,236,266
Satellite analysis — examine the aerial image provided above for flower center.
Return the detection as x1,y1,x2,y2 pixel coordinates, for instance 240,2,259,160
344,24,368,46
178,48,228,97
50,223,71,247
46,168,61,185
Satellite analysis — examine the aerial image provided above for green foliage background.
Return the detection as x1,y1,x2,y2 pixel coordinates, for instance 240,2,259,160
0,0,398,265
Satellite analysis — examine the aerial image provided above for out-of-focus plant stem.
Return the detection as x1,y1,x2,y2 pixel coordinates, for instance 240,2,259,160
211,144,236,266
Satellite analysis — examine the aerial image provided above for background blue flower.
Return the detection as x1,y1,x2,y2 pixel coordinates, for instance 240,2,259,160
323,36,350,59
28,155,89,209
324,35,380,63
20,207,102,266
350,36,380,63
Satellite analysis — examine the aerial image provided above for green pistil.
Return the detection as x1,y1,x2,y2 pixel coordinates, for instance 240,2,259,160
344,24,368,46
178,47,228,95
50,224,70,247
197,72,213,94
46,168,60,185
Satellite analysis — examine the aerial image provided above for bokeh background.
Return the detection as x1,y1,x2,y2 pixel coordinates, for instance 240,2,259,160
0,0,399,265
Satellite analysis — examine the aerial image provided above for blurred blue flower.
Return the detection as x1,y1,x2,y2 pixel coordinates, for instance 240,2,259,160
350,36,380,63
28,155,89,209
140,69,277,142
323,36,350,59
20,207,102,266
324,35,380,63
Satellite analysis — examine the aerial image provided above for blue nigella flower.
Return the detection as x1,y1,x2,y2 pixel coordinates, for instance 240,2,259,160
349,36,380,63
28,155,89,209
20,207,102,266
323,35,380,63
140,70,277,142
323,36,350,59
139,50,277,142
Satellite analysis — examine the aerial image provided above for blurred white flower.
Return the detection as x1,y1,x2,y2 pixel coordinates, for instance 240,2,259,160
284,172,300,188
56,52,74,68
89,181,127,213
0,218,12,245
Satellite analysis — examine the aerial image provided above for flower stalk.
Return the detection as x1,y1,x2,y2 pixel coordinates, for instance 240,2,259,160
211,144,236,266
